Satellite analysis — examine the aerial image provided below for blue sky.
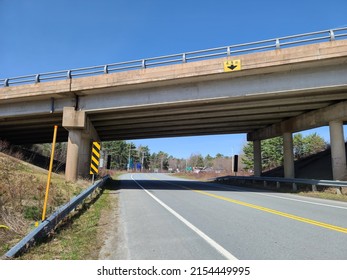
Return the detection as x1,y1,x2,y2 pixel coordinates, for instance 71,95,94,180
1,0,347,158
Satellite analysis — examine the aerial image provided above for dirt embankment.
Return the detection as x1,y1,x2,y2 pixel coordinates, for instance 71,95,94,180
0,152,88,256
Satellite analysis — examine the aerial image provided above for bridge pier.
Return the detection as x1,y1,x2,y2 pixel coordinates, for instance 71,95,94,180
65,130,92,181
329,120,347,180
283,132,295,179
63,107,100,182
253,140,262,176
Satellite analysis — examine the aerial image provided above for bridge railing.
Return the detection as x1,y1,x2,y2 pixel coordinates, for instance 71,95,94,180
1,27,347,87
214,175,347,194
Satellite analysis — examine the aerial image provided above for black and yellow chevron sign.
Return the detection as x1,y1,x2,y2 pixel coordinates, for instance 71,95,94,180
90,142,101,175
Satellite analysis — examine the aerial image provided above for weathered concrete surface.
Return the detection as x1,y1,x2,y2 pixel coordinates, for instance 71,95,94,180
248,101,347,141
1,40,347,144
1,40,347,102
329,121,347,180
62,107,86,129
2,40,347,181
63,107,100,180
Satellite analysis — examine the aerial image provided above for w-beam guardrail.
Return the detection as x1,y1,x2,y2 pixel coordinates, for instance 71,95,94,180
1,27,347,87
215,175,347,194
3,175,111,259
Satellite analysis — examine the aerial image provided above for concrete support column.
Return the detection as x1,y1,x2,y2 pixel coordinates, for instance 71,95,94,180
63,107,99,182
253,140,262,176
78,133,92,177
283,132,295,179
329,120,347,180
65,129,93,181
65,130,82,181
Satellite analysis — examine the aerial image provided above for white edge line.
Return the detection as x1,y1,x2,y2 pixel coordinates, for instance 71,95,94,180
256,192,347,210
130,174,238,260
216,184,347,210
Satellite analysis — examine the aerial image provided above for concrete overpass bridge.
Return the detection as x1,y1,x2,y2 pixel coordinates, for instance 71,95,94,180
1,28,347,181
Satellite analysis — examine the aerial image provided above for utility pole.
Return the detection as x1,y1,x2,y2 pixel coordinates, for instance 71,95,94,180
141,151,144,172
127,143,131,172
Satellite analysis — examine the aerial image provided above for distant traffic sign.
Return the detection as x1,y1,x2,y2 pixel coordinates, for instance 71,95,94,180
223,60,241,72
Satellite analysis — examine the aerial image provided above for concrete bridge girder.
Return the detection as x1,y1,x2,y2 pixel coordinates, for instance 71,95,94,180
77,64,347,112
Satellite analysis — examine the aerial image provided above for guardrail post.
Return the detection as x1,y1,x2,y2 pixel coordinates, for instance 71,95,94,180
336,187,342,195
104,65,109,74
312,184,317,192
276,39,280,49
227,46,231,56
4,78,9,87
142,59,146,69
329,30,335,41
35,74,40,83
67,70,72,79
292,183,297,192
276,181,280,189
182,53,187,63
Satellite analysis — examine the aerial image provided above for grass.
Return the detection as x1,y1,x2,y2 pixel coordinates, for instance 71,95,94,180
0,149,120,259
0,152,90,258
171,171,228,181
19,184,116,260
15,176,119,260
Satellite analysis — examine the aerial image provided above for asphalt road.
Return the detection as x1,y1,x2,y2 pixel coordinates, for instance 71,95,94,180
102,173,347,260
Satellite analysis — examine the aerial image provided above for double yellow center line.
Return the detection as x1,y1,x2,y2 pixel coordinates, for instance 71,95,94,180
194,189,347,234
145,175,347,234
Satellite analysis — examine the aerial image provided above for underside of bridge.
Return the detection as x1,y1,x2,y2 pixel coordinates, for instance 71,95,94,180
2,68,347,144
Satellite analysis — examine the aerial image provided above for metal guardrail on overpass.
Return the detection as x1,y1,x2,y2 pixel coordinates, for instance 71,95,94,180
1,27,347,87
215,175,347,194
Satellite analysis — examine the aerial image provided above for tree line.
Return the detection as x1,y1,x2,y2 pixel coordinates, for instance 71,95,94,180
242,133,327,172
104,133,326,173
10,132,327,174
102,141,234,172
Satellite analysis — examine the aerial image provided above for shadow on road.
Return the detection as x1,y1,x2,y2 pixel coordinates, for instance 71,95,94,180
102,175,281,194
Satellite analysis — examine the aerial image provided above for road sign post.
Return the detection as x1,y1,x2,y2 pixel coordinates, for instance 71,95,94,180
233,155,239,176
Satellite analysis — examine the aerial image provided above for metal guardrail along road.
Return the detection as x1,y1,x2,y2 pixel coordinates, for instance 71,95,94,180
215,175,347,194
4,175,111,259
1,27,347,87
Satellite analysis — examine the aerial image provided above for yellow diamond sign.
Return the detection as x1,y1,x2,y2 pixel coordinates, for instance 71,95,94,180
223,60,241,72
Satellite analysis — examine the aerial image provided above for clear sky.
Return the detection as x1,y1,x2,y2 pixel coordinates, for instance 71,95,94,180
1,0,347,158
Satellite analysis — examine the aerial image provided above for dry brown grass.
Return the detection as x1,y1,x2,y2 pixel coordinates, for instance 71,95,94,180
172,171,249,181
0,152,89,256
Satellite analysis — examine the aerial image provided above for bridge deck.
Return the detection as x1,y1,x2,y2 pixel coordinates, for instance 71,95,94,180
1,40,347,143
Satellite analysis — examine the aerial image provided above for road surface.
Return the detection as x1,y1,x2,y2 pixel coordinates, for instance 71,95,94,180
100,173,347,260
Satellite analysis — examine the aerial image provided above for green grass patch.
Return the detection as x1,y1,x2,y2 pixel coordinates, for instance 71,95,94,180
0,152,89,257
18,178,118,260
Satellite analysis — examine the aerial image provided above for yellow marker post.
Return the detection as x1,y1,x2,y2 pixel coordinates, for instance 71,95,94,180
41,125,58,221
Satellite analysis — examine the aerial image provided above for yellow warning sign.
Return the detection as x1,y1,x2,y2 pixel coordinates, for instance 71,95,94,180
223,60,241,72
90,142,101,175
